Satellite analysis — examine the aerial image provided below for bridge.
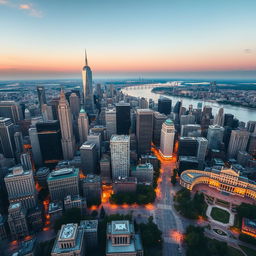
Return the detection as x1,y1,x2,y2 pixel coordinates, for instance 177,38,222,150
122,81,181,91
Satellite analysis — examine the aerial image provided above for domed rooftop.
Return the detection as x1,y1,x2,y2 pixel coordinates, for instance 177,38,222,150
80,108,86,113
165,119,173,125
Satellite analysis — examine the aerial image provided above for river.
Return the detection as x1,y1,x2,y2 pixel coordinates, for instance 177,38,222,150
121,86,256,124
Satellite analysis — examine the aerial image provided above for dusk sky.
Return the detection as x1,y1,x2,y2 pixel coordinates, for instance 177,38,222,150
1,0,256,80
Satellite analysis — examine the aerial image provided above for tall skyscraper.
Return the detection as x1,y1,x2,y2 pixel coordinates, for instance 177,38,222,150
247,121,256,133
20,152,33,171
0,101,22,124
214,108,224,126
181,124,201,137
207,125,225,150
58,89,76,160
78,109,89,145
29,126,43,167
37,86,47,110
116,102,131,135
87,132,101,158
105,106,116,139
82,50,94,113
110,135,130,179
180,114,195,126
196,137,208,162
36,121,63,165
224,113,234,127
14,131,24,154
80,142,98,174
69,93,80,119
178,137,199,157
0,117,15,158
228,130,250,158
158,96,172,115
160,119,175,158
247,133,256,157
136,109,153,155
4,165,37,209
153,111,167,147
41,104,54,122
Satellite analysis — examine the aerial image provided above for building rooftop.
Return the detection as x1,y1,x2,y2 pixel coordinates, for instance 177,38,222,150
82,174,101,183
113,177,137,184
18,238,37,256
110,135,130,142
165,119,174,126
80,220,98,231
80,142,96,150
48,167,79,181
59,223,77,240
49,202,63,213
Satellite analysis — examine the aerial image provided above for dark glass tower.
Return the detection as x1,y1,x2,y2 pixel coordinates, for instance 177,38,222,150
37,86,47,110
178,137,198,157
36,120,63,165
116,102,131,135
158,96,172,115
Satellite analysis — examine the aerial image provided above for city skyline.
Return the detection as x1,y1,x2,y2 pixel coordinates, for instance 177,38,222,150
1,0,256,80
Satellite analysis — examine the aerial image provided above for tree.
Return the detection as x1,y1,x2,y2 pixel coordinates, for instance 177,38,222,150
171,175,177,185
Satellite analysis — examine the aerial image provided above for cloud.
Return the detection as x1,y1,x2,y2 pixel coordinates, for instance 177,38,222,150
0,0,43,18
244,48,253,54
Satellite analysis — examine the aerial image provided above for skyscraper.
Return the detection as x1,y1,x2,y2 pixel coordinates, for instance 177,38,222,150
29,126,43,167
14,131,24,154
0,117,15,158
181,124,201,137
207,125,224,150
4,165,37,209
136,109,153,155
158,96,172,115
228,130,250,158
82,50,94,113
110,135,130,179
105,106,116,139
69,93,80,119
116,102,131,135
178,137,199,157
58,89,76,160
87,132,101,158
0,101,22,124
41,104,54,122
36,121,63,165
37,86,47,110
160,119,175,158
214,108,224,126
153,111,167,147
78,109,89,145
20,152,33,171
80,142,98,174
196,137,208,162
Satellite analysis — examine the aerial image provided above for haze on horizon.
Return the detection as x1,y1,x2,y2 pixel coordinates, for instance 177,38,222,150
0,0,256,80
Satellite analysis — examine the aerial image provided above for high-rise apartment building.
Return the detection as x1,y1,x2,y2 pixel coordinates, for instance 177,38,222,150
58,89,76,160
228,130,250,158
110,135,130,179
116,102,131,135
136,109,153,155
160,119,175,158
78,109,89,145
4,165,37,209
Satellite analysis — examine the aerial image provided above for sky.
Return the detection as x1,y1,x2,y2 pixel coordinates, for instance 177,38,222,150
0,0,256,80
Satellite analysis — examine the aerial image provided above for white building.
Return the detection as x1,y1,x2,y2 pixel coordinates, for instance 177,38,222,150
105,106,116,139
110,135,130,179
160,119,175,158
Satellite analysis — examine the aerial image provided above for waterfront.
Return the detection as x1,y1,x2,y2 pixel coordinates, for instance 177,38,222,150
121,86,256,123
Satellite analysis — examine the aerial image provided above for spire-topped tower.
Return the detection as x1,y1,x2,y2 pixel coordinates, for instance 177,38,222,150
85,49,88,66
82,50,94,113
58,88,76,160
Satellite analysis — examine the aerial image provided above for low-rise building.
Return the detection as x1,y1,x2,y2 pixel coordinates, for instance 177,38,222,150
131,163,154,184
113,177,137,194
106,220,143,256
64,195,86,215
51,223,85,256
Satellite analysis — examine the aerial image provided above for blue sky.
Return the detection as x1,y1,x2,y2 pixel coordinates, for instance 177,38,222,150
0,0,256,79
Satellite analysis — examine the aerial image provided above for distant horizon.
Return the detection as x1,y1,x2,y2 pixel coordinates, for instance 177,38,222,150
1,0,256,80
